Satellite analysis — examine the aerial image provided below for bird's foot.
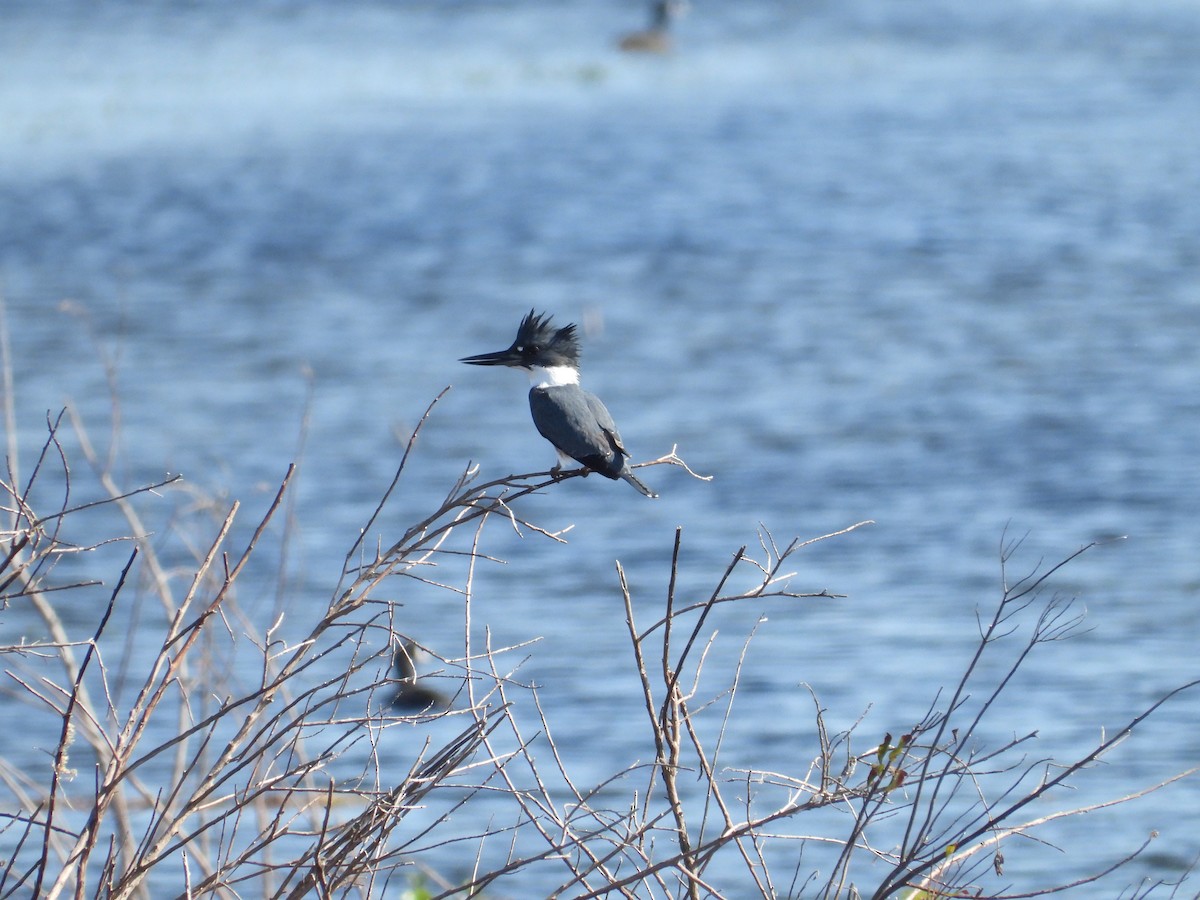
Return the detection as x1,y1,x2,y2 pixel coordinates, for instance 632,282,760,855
550,464,589,481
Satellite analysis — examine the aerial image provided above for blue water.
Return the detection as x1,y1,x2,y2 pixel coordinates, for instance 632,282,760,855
3,0,1199,895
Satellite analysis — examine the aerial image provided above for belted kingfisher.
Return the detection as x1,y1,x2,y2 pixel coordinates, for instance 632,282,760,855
461,310,658,498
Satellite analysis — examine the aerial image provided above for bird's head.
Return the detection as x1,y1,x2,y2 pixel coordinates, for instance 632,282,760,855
460,309,581,370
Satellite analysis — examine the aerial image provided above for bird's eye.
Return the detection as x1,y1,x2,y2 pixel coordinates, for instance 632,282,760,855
515,346,525,353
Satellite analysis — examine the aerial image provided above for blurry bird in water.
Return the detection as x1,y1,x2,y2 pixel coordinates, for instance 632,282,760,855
619,0,686,53
390,639,450,712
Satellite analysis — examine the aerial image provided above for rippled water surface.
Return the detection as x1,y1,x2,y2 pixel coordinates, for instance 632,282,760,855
3,0,1199,894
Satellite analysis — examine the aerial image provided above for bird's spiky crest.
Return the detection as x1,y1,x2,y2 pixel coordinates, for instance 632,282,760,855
515,309,580,367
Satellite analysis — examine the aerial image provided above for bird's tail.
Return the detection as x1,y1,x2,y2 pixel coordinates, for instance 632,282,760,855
621,468,659,499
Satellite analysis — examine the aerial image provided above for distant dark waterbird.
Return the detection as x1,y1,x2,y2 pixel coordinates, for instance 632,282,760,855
619,0,685,53
461,310,658,498
390,640,450,712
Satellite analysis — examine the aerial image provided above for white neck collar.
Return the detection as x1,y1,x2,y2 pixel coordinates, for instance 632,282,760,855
528,365,580,388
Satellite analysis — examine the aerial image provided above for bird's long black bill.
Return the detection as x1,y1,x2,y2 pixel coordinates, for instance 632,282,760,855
460,347,523,366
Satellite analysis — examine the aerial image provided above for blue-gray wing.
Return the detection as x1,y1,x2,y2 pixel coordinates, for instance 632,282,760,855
584,392,629,455
529,386,627,478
